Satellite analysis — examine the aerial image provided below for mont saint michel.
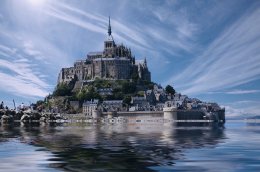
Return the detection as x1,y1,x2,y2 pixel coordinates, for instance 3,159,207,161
1,1,260,171
0,17,225,124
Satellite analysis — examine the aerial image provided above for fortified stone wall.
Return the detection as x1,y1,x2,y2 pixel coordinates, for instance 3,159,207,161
176,111,205,120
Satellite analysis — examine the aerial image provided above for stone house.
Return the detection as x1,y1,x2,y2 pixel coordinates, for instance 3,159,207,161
83,99,99,117
102,100,123,111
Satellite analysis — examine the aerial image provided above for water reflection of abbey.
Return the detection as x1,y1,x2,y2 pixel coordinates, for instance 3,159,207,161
0,123,225,171
58,17,151,84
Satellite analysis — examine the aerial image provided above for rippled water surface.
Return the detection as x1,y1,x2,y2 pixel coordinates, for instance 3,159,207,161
0,121,260,171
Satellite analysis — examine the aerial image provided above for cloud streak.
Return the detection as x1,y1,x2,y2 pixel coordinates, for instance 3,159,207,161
145,1,199,54
224,100,260,118
45,2,152,52
0,28,69,99
0,57,50,98
169,8,260,95
23,41,45,61
56,2,152,50
45,1,200,57
225,89,260,95
207,89,260,95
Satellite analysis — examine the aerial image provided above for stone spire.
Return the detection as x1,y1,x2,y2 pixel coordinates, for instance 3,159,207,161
144,57,147,66
108,16,112,36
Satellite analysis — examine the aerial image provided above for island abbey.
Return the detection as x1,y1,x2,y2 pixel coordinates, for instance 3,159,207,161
58,17,151,84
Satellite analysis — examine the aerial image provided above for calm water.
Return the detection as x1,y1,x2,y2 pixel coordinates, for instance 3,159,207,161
0,121,260,172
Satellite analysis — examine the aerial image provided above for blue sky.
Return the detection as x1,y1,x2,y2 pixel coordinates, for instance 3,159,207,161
0,0,259,118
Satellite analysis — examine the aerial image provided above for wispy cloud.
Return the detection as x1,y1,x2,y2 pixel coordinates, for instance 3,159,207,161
46,5,105,34
14,58,30,63
226,89,260,95
45,1,201,57
223,100,260,118
45,2,151,52
0,58,50,98
0,44,17,54
168,8,260,95
208,89,260,95
0,28,69,98
23,41,45,61
147,1,199,53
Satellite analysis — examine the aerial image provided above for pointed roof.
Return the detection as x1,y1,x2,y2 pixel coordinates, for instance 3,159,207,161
108,16,112,36
106,16,114,41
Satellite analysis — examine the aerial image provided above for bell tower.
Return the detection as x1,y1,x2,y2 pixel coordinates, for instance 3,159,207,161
104,16,116,57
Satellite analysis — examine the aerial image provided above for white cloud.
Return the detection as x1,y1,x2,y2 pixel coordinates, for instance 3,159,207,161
223,105,244,118
0,4,77,100
207,89,260,95
0,44,17,55
150,2,198,52
225,89,260,95
50,1,195,59
0,25,71,67
0,72,49,98
14,58,30,63
45,2,152,52
0,50,9,57
46,5,105,34
23,41,45,61
222,100,260,118
0,56,50,98
168,8,260,95
144,26,195,54
55,2,150,49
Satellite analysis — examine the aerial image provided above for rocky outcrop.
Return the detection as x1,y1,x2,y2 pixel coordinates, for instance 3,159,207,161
0,109,64,123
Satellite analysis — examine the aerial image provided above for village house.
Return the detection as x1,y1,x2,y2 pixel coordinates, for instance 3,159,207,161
83,99,99,117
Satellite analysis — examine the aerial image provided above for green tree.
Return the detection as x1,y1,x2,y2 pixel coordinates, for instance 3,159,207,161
76,90,87,101
113,87,122,94
136,91,144,97
53,83,71,96
114,92,123,100
76,86,102,102
36,100,44,106
123,96,132,106
122,82,136,94
165,85,175,95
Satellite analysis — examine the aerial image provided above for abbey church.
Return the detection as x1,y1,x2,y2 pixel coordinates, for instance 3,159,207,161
58,17,151,84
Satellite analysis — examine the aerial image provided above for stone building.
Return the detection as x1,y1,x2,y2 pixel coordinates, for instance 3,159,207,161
97,88,113,96
82,99,99,117
58,17,151,85
144,90,156,105
102,100,123,112
131,97,150,111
